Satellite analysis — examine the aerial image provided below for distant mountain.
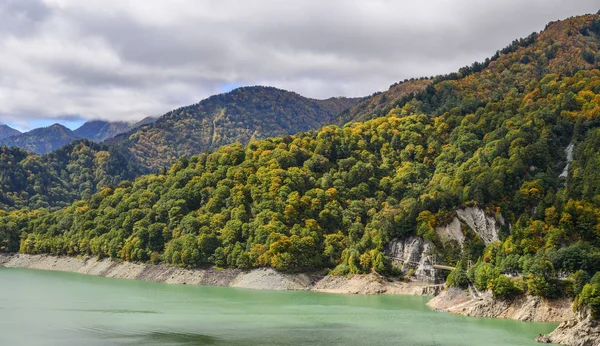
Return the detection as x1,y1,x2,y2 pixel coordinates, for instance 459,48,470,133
0,124,81,154
74,118,158,142
74,121,131,142
0,125,21,140
108,86,360,171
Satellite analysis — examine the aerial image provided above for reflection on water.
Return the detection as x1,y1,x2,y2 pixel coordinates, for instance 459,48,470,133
102,330,219,346
0,268,557,346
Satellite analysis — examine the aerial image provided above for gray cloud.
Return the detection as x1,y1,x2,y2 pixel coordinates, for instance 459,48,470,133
0,0,597,129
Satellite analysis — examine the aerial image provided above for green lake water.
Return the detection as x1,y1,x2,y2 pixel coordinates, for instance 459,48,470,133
0,268,557,346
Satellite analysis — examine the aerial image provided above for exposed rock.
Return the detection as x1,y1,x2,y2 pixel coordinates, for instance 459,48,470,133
536,318,600,346
311,274,388,294
311,272,444,295
559,142,575,179
536,308,600,346
456,207,501,245
386,236,441,283
230,268,314,290
435,217,465,245
428,288,575,322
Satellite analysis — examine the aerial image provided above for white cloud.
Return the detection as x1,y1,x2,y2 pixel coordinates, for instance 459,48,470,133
0,0,597,128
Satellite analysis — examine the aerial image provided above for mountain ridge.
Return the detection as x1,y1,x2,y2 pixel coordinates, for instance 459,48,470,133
0,123,81,155
0,124,21,140
107,85,361,172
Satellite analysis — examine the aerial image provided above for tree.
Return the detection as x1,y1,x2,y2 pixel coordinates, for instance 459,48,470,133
489,276,519,299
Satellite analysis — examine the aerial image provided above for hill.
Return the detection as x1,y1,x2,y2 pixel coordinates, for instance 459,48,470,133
0,124,81,154
336,78,433,124
0,125,21,140
108,86,360,172
0,140,140,211
2,12,600,319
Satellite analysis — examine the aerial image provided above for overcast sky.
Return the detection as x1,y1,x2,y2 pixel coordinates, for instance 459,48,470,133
0,0,598,131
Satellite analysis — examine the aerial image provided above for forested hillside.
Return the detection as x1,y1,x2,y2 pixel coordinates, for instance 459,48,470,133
336,78,432,124
108,86,360,172
1,13,600,317
0,140,140,211
0,124,81,155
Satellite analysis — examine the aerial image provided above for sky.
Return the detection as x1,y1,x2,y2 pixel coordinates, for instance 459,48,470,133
0,0,598,132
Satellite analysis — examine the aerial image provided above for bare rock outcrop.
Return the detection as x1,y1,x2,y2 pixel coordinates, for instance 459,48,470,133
456,207,501,245
428,288,574,322
435,207,503,246
436,217,465,245
536,309,600,346
311,273,444,295
386,236,441,283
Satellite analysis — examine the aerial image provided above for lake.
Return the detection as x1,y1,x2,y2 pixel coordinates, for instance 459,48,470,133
0,268,557,346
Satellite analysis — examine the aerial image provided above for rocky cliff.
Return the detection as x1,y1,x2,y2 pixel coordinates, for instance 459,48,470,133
536,308,600,346
427,287,574,322
386,236,442,283
435,207,503,246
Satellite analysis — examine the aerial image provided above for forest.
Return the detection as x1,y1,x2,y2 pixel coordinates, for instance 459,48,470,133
1,14,600,318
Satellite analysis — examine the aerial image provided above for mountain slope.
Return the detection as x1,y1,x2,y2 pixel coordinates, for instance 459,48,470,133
108,86,360,171
74,121,132,142
0,124,81,154
0,140,141,211
336,78,432,124
0,125,21,140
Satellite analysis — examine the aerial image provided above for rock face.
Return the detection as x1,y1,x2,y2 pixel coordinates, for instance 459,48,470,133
559,142,575,179
428,288,575,322
386,236,441,283
436,217,465,245
456,207,501,245
536,309,600,346
435,207,502,246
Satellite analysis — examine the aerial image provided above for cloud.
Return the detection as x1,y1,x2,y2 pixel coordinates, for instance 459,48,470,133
0,0,597,127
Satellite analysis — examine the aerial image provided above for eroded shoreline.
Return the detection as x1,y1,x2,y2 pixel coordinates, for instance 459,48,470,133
0,253,442,295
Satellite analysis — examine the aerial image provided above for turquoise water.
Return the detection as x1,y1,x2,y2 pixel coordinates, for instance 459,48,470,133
0,268,557,346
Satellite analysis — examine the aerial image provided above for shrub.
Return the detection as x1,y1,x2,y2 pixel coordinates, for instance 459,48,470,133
574,282,600,320
489,275,520,299
446,262,469,289
473,262,500,291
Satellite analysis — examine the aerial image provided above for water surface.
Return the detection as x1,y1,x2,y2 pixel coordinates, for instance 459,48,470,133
0,268,557,345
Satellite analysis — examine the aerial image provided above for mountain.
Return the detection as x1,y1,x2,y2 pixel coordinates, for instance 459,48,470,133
336,78,433,124
130,116,157,129
107,86,360,172
0,140,140,211
74,118,158,142
0,124,81,155
0,125,21,140
74,121,132,142
2,13,600,319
